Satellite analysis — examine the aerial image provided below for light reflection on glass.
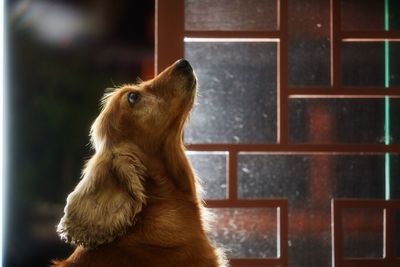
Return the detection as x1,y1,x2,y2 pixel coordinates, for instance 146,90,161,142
186,151,228,199
207,208,278,258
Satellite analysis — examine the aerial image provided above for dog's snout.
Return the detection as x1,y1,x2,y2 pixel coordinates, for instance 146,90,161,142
176,59,192,71
170,59,197,91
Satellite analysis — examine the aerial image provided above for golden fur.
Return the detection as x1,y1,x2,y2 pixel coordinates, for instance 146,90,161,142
53,60,227,267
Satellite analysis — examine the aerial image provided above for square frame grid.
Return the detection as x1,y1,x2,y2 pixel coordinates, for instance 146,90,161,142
156,0,400,266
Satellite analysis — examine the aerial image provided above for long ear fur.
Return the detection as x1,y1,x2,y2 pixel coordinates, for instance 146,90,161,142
57,151,146,248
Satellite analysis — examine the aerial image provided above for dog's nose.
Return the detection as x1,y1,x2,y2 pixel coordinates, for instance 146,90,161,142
176,59,192,70
174,59,196,90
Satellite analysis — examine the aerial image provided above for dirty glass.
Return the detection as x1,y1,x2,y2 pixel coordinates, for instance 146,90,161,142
208,208,278,258
186,152,228,199
289,99,400,144
185,0,277,31
185,41,277,144
288,0,330,86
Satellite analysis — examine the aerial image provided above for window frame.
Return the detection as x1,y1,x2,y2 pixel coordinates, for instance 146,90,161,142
155,0,400,266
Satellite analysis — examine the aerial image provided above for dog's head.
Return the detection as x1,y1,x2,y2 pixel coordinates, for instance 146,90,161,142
91,59,197,151
57,60,198,248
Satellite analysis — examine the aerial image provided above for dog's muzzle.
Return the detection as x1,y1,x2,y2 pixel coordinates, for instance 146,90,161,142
175,59,197,90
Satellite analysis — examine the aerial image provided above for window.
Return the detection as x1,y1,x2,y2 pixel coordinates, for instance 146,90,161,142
156,0,400,266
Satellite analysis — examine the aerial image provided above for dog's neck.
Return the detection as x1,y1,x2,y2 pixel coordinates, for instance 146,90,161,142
103,137,198,203
162,133,198,201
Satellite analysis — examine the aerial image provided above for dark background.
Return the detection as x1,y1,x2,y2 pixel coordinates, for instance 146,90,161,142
6,1,154,266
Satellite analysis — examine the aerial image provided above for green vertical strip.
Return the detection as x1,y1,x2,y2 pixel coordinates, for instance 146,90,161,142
384,0,391,200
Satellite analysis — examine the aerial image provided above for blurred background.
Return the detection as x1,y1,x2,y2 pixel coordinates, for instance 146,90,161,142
4,0,400,267
6,0,154,266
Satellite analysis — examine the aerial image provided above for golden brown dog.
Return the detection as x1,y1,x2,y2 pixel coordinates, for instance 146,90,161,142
52,60,227,267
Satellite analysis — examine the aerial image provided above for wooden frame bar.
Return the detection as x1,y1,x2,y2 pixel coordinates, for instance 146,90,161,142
185,31,281,39
205,199,287,208
228,151,238,200
288,88,400,98
187,144,400,153
277,0,288,144
155,0,184,74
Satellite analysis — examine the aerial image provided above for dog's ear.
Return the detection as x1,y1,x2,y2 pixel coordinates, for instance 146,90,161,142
57,152,146,248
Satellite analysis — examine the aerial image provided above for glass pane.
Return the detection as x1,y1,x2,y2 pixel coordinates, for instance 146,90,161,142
238,153,386,267
238,154,385,200
391,155,400,199
186,152,227,199
341,0,384,30
185,0,277,31
342,208,384,258
341,0,400,30
390,43,400,87
185,41,277,144
342,42,400,87
334,155,385,199
342,42,383,86
208,208,278,258
388,0,400,29
391,99,400,144
238,154,310,203
288,99,400,144
288,0,330,86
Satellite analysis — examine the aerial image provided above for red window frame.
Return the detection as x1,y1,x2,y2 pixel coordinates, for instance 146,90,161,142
156,0,400,266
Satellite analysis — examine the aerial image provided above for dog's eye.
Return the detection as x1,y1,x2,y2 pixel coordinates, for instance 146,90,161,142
127,92,140,105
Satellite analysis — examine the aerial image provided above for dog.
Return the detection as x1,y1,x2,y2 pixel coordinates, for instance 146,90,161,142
52,59,227,267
